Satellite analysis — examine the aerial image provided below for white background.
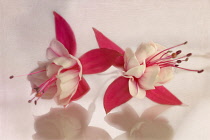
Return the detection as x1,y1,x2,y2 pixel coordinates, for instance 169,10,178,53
1,0,210,139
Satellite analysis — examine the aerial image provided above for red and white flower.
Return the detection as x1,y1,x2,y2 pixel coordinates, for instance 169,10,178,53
11,12,120,106
93,28,204,113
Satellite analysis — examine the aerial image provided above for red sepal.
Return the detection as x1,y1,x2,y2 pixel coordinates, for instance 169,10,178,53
70,77,90,101
104,76,132,114
146,86,182,105
53,11,76,56
79,48,121,74
93,28,124,54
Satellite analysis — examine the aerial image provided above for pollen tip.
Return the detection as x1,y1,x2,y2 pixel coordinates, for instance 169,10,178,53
177,60,182,63
171,53,177,58
34,100,37,105
198,69,204,73
176,50,182,55
184,41,188,45
28,100,32,103
175,64,179,67
187,53,192,57
185,58,189,61
9,75,14,79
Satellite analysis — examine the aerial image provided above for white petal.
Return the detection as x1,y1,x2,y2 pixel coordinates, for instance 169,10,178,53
139,65,160,90
46,63,61,77
129,79,146,99
124,65,145,78
129,78,138,97
124,48,140,70
135,87,146,99
53,57,76,69
46,39,69,59
155,67,174,86
135,42,158,64
56,70,80,100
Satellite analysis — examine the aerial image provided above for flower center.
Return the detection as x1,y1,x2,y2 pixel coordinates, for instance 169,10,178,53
28,76,57,105
146,41,204,73
10,69,57,105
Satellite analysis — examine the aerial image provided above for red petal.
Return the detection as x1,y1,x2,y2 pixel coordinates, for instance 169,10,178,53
79,48,122,74
114,56,124,68
93,28,124,54
104,76,132,114
70,78,90,101
146,86,182,105
53,11,76,56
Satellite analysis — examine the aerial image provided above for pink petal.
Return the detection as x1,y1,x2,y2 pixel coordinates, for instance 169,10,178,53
93,28,124,54
104,76,132,114
70,77,90,101
140,105,171,120
79,48,121,74
53,11,76,55
105,104,139,131
114,55,124,68
46,39,70,59
138,65,160,90
146,86,182,105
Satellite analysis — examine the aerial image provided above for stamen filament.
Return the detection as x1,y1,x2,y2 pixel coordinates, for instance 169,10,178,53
146,41,187,63
10,70,46,79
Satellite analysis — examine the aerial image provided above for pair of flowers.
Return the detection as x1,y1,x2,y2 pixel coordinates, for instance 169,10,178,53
12,12,203,113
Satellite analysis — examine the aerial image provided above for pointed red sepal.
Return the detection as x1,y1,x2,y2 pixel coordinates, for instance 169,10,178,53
79,48,122,74
104,76,132,114
146,86,182,105
93,28,124,54
70,77,90,101
53,11,76,56
113,56,124,68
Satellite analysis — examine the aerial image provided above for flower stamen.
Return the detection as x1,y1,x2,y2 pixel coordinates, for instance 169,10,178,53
9,70,46,79
147,41,188,63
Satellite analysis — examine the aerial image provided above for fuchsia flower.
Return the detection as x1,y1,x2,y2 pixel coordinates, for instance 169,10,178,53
11,12,120,106
93,28,204,113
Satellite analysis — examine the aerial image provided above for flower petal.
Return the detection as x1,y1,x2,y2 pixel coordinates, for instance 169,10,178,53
93,28,124,54
70,77,90,101
129,78,146,99
105,104,139,131
83,126,112,140
124,65,145,78
146,86,182,105
46,63,61,77
139,65,160,90
124,48,140,70
155,67,174,86
104,76,132,114
114,56,124,68
56,70,80,100
53,57,76,69
54,11,76,55
79,48,121,74
46,39,70,59
135,42,157,64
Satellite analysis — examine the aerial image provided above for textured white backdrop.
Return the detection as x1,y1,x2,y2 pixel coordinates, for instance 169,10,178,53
1,0,210,140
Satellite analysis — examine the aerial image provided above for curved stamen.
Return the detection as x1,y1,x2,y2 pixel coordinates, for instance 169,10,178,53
10,70,46,79
146,41,187,63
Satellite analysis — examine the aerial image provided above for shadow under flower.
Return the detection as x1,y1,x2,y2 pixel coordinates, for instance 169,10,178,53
33,103,111,140
105,104,174,140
